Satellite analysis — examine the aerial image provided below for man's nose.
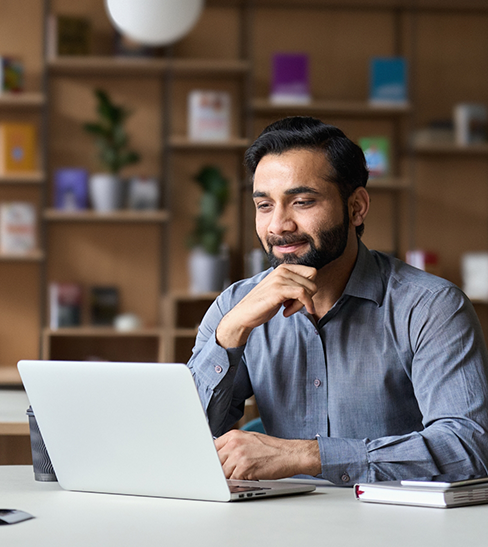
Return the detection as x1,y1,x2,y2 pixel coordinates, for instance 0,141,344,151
268,205,296,234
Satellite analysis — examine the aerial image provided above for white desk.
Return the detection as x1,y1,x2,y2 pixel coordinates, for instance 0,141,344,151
1,466,487,547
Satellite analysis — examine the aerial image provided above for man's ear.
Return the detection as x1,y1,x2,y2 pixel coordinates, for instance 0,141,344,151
349,187,370,227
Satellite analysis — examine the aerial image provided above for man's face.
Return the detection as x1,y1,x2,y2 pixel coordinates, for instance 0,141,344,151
252,149,351,270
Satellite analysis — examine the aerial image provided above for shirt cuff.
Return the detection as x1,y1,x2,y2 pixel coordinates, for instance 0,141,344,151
317,435,369,486
189,331,245,391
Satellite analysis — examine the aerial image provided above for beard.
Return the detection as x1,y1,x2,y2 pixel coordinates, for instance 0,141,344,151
260,204,350,271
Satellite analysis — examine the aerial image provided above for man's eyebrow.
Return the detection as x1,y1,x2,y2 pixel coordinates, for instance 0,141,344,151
284,186,321,196
252,186,321,199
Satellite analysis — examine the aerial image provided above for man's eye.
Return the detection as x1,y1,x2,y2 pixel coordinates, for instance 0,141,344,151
295,200,314,207
256,202,271,210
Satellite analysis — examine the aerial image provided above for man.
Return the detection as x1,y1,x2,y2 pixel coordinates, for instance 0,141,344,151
187,116,488,485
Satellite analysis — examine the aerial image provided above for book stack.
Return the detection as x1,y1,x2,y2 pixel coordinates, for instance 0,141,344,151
0,123,37,174
355,476,488,508
0,202,36,255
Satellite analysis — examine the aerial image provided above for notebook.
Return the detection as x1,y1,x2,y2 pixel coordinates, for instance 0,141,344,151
17,360,316,502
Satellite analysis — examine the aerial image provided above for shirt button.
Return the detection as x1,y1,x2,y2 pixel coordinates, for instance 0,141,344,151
314,329,319,335
341,473,350,483
214,365,223,374
313,378,321,387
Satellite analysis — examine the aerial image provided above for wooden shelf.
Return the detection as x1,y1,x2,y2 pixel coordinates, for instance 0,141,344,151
43,209,170,223
252,98,411,117
0,172,45,184
170,136,250,150
48,56,167,76
0,367,22,387
48,56,249,77
0,250,44,262
413,142,488,156
44,327,162,337
0,92,45,108
170,58,249,76
368,177,410,190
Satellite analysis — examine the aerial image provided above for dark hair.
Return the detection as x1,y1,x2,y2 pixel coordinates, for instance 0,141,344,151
244,116,369,237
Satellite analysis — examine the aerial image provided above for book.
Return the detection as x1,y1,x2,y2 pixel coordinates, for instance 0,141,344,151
461,252,488,302
453,103,487,146
188,90,231,141
0,123,36,174
47,14,92,58
369,57,408,107
49,283,82,329
354,475,488,508
359,136,390,178
90,286,120,326
54,168,89,210
0,202,36,254
270,53,311,105
0,56,24,93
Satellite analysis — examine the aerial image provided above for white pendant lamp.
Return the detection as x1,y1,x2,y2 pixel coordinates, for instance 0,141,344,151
104,0,204,46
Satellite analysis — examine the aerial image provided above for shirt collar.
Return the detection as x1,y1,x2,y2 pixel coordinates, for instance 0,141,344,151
342,240,384,307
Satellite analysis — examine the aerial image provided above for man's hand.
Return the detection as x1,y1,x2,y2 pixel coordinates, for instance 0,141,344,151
214,429,321,480
216,264,317,349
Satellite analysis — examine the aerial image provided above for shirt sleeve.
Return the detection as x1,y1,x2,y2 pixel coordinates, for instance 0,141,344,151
317,287,488,486
186,295,253,436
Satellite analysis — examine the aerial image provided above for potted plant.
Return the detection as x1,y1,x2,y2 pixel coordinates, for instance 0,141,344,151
187,165,230,293
83,88,140,211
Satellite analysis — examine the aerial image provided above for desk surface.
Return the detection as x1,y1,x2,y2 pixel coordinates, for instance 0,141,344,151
0,389,29,435
1,466,487,547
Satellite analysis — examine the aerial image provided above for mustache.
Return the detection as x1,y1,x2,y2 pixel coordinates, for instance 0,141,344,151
266,233,313,247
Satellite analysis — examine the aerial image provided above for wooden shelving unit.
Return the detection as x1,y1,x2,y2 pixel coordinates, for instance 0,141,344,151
1,0,488,382
252,98,412,117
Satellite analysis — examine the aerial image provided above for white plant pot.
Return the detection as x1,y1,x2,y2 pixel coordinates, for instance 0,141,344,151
188,248,225,294
89,174,124,212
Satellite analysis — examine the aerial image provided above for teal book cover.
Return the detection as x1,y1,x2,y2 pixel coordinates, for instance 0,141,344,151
369,57,407,105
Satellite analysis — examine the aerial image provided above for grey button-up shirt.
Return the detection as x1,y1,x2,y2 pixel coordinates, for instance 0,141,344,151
187,242,488,485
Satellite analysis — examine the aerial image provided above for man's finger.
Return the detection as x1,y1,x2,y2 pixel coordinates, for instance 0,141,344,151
279,264,317,280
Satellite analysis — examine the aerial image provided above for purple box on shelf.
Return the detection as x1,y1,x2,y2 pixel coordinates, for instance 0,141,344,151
54,168,89,210
270,53,311,105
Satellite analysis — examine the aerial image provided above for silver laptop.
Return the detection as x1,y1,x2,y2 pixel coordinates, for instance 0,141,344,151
17,360,315,502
